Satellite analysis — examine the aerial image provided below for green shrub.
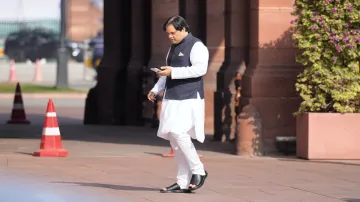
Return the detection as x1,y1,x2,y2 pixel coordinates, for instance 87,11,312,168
292,0,360,115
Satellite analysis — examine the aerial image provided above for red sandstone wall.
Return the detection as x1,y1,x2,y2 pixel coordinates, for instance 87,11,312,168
242,0,302,151
68,0,103,41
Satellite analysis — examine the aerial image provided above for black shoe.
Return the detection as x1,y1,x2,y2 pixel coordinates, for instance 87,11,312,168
188,171,208,191
160,183,192,193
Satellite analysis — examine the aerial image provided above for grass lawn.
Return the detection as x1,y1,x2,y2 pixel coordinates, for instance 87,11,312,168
0,83,86,93
0,134,20,138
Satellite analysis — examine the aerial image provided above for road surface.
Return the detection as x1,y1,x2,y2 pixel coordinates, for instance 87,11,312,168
0,60,96,90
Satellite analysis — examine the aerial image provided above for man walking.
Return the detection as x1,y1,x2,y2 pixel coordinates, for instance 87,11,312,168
147,15,209,193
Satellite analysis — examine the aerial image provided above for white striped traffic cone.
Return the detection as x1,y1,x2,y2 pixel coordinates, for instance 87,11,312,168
33,99,68,157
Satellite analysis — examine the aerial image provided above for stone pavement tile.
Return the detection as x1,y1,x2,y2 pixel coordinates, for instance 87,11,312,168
12,156,243,201
101,192,160,202
208,187,276,201
290,184,360,201
292,182,360,192
341,198,360,202
43,171,242,202
130,192,199,202
0,155,358,202
52,181,157,202
170,190,246,202
336,175,360,185
253,186,347,202
246,194,344,202
2,131,360,202
0,156,9,166
0,171,122,202
209,185,337,202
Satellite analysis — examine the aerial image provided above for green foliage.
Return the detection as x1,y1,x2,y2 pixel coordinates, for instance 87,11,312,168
292,0,360,115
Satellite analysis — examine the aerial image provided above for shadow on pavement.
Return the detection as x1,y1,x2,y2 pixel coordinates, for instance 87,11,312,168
14,151,34,156
343,199,360,202
0,109,236,155
143,152,165,157
52,181,159,191
275,156,360,167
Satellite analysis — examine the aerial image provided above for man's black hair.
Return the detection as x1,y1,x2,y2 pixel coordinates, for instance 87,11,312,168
162,15,189,32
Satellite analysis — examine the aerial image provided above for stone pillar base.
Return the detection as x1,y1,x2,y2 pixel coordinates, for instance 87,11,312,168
241,96,301,153
83,86,99,125
241,66,302,152
236,105,264,156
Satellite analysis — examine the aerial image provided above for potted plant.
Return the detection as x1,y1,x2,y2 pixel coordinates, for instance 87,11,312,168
291,0,360,159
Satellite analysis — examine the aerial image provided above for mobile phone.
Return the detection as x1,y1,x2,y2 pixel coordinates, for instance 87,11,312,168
150,68,162,73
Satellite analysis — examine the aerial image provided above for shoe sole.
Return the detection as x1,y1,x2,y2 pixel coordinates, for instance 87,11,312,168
160,189,192,193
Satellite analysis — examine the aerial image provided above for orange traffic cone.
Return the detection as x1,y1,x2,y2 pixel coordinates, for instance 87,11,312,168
8,59,17,83
33,99,68,157
162,148,203,158
33,59,42,82
7,83,30,124
162,148,175,157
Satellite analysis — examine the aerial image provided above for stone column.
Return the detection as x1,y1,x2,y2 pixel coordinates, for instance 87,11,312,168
213,0,250,141
143,0,179,124
113,0,132,125
204,0,225,136
84,0,131,125
85,0,119,125
242,0,301,152
124,0,150,125
179,0,206,42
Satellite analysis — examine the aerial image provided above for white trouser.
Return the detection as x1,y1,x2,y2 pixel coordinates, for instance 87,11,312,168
169,132,205,189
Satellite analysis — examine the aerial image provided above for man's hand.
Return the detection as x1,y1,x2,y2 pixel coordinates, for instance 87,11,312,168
157,66,172,76
147,91,156,102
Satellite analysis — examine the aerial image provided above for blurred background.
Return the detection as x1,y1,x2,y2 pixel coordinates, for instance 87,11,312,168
0,0,103,90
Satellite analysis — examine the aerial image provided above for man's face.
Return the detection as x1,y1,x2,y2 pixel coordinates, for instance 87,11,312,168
165,25,187,44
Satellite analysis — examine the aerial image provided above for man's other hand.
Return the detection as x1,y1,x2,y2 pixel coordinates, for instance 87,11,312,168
157,66,172,76
147,91,156,102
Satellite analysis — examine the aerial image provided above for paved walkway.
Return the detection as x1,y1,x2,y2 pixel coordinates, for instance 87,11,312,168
0,123,360,202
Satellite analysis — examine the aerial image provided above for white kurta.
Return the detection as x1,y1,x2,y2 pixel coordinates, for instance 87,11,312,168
151,41,209,143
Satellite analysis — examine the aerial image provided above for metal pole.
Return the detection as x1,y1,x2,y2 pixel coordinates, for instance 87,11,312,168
56,0,69,89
